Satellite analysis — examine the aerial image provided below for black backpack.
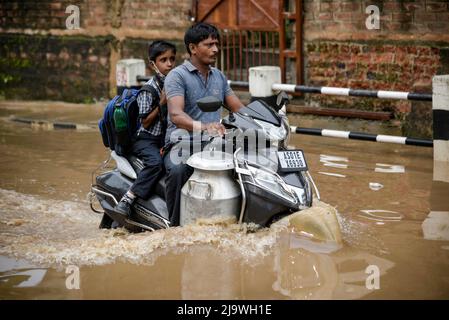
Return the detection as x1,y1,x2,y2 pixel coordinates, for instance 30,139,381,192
98,84,165,156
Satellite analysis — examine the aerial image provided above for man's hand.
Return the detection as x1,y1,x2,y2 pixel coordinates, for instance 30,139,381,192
204,122,225,136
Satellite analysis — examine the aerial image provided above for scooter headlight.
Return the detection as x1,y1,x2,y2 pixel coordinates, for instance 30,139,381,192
254,119,287,142
248,166,297,204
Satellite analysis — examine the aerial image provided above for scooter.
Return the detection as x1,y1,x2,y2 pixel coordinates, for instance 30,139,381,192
89,92,320,232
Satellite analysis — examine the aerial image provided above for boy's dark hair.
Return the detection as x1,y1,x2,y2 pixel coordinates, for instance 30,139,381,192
148,40,176,62
184,22,220,55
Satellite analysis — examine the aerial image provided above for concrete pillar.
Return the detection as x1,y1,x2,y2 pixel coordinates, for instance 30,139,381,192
248,66,281,110
248,66,282,110
248,66,281,97
422,75,449,240
432,75,449,162
116,59,146,95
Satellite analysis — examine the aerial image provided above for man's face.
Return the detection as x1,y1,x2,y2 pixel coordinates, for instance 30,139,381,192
191,35,219,65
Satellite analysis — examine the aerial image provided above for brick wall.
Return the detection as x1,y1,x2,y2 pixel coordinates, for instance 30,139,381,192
303,0,449,40
0,33,112,102
1,0,449,137
0,0,191,102
301,0,449,137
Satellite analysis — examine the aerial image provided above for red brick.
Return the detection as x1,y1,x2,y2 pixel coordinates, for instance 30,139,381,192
383,1,403,11
320,2,332,12
414,12,437,21
317,12,333,20
380,13,393,21
406,46,418,55
88,55,98,62
340,44,350,53
373,53,394,64
426,2,447,12
394,51,409,64
352,53,372,64
334,12,354,21
50,3,62,10
413,64,427,75
384,45,396,53
436,12,449,21
392,12,413,22
415,55,439,67
431,47,440,55
304,2,319,13
341,1,361,12
427,22,449,31
320,21,341,30
418,47,431,56
350,45,361,55
403,2,424,12
395,101,412,113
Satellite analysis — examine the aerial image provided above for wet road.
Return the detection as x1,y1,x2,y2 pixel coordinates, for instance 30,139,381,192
0,101,448,299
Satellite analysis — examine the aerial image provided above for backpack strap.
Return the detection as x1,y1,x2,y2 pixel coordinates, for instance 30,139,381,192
138,83,168,135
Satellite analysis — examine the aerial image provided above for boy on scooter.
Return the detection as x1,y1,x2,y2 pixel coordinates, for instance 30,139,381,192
115,41,177,217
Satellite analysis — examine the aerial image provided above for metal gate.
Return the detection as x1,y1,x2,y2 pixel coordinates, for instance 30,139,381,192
193,0,302,84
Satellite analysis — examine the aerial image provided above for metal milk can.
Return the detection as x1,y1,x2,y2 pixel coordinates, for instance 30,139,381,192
180,151,241,226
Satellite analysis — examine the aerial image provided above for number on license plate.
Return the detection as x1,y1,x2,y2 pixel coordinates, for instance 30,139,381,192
277,150,308,172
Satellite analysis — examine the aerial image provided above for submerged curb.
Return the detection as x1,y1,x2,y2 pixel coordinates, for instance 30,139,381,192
10,116,97,130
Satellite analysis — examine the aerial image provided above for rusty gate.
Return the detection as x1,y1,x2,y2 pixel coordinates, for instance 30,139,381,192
192,0,302,84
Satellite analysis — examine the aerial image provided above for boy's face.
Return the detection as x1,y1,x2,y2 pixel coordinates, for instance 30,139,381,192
190,35,219,66
153,49,176,76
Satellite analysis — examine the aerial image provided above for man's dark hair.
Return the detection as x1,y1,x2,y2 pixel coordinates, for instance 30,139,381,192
148,40,176,62
184,22,220,55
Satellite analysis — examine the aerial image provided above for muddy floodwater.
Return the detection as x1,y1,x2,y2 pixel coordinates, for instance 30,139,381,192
0,101,448,299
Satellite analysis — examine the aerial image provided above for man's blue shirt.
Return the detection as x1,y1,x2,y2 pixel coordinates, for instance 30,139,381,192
164,59,235,143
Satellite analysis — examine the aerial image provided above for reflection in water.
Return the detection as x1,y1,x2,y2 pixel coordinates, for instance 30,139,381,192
423,162,449,241
0,256,47,289
318,172,346,178
272,230,395,300
181,246,241,300
374,163,405,173
358,210,403,223
320,155,348,169
369,182,384,191
422,211,449,241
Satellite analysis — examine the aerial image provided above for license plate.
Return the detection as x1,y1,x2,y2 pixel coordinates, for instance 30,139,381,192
277,150,308,172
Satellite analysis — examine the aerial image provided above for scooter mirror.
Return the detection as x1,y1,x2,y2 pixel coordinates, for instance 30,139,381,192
197,96,228,112
276,91,290,107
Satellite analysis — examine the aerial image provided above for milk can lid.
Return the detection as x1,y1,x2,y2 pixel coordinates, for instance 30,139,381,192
186,151,235,171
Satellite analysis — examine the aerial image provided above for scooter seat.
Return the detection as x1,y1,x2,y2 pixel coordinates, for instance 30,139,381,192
127,154,166,200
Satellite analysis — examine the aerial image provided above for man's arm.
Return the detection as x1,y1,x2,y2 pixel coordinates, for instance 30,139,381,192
168,96,224,134
224,94,244,113
167,96,199,131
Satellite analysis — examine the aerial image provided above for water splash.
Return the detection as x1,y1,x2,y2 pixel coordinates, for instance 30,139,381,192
0,188,353,269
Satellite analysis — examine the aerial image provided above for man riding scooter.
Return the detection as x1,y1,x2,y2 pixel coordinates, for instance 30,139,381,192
163,22,244,226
